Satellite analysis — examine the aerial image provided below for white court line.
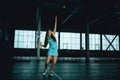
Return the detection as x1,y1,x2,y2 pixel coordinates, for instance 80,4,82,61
53,71,63,80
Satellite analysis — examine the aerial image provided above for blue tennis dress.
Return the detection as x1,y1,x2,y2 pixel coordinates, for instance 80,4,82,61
48,38,58,56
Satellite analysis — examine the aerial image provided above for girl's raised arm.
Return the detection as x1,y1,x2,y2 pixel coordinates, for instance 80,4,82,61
53,16,57,35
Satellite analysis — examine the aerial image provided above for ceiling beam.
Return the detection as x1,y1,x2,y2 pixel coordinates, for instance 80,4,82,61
61,7,79,26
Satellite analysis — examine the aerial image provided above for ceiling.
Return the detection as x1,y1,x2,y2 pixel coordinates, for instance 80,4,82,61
0,0,120,34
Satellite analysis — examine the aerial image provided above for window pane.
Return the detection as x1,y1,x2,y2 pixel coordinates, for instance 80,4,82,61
89,34,100,50
102,34,119,51
19,30,24,36
60,32,80,50
14,30,35,48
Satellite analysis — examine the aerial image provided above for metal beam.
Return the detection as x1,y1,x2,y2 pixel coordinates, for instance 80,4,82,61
36,3,41,60
80,33,82,50
88,13,109,25
100,34,102,50
85,18,89,62
61,7,79,26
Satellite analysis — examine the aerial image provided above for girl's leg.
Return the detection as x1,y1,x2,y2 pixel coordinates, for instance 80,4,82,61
43,55,51,75
50,56,58,73
45,55,51,69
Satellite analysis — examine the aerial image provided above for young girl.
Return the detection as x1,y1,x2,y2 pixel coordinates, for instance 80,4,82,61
39,16,58,76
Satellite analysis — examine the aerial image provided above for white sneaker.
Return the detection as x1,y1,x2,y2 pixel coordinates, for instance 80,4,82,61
49,72,53,77
42,69,47,76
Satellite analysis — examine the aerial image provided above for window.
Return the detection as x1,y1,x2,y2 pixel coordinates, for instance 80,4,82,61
14,30,35,48
60,32,80,50
102,34,119,50
14,30,119,51
89,34,100,50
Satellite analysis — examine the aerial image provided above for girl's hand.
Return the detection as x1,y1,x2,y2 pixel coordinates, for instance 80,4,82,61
55,16,57,23
38,42,42,46
55,15,57,20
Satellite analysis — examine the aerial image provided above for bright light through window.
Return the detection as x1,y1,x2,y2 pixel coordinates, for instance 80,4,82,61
102,34,119,50
89,34,100,50
14,30,119,51
14,30,35,48
60,32,80,50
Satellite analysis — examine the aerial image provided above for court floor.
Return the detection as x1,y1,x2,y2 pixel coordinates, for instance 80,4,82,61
1,57,120,80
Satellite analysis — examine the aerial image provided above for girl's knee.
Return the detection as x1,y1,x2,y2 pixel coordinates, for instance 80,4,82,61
45,61,50,65
52,61,56,65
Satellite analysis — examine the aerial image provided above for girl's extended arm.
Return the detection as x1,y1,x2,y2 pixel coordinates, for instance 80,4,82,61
53,16,57,35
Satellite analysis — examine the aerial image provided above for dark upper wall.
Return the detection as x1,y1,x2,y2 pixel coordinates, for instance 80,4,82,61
1,0,120,34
